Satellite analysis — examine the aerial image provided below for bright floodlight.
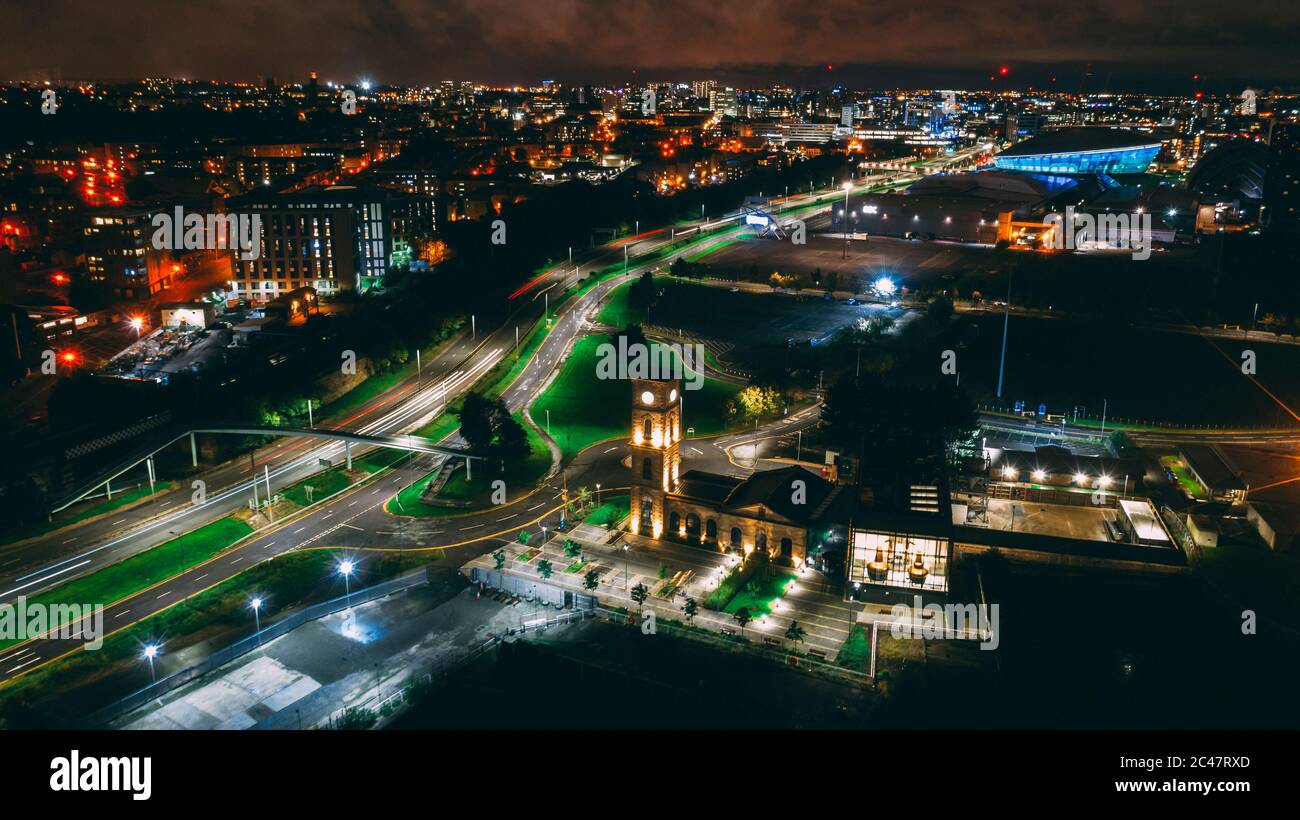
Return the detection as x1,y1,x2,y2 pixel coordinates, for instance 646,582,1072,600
142,644,159,659
873,276,897,296
842,181,853,191
1032,469,1047,481
338,560,355,577
1099,474,1113,488
128,316,143,331
1002,466,1016,479
1074,473,1087,486
250,597,263,610
359,79,372,91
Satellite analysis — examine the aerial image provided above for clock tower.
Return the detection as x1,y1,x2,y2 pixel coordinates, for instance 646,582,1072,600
629,377,681,538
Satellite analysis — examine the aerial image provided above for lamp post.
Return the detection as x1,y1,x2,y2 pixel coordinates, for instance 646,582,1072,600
842,181,853,259
250,597,263,644
143,644,160,684
595,482,601,507
338,559,355,610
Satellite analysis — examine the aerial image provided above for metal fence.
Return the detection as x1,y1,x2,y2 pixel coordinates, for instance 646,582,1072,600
86,570,431,728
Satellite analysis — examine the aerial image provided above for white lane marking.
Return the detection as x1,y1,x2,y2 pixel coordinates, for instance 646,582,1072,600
460,524,485,531
230,557,244,564
1,559,92,599
61,537,78,544
293,527,306,534
112,519,127,526
114,609,131,618
528,503,545,511
156,591,171,600
497,514,517,522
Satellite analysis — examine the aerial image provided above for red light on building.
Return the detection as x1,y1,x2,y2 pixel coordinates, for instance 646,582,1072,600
999,66,1010,76
52,272,68,284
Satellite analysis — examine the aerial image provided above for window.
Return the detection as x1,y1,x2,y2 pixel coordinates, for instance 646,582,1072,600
730,527,742,548
642,458,652,480
705,519,717,541
642,417,651,440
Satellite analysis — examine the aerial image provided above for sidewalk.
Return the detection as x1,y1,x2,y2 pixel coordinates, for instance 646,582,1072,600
463,526,861,660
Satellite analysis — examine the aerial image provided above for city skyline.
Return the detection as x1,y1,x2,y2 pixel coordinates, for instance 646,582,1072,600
3,0,1300,91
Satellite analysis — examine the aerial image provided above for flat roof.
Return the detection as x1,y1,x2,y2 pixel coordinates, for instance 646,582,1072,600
1117,499,1171,544
1180,445,1246,491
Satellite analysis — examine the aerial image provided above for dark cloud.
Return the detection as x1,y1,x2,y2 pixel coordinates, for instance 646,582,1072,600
3,0,1298,90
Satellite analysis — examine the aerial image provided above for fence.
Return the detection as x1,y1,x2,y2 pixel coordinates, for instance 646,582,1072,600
85,570,431,727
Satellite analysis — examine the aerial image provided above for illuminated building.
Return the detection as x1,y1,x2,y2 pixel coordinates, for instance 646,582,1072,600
629,374,847,566
993,127,1161,174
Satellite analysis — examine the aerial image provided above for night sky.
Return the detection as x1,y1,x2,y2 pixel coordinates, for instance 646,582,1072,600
4,0,1299,91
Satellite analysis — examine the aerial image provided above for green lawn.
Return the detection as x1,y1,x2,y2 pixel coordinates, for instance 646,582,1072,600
722,571,796,617
585,494,630,527
1159,455,1206,499
531,335,737,461
0,517,254,651
0,482,176,547
387,414,551,516
0,548,436,726
598,279,648,328
836,624,872,672
279,469,352,507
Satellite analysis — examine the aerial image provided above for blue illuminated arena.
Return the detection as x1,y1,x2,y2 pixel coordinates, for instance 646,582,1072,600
994,127,1161,175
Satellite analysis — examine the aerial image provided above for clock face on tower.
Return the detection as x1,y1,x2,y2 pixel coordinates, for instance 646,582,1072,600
640,390,655,405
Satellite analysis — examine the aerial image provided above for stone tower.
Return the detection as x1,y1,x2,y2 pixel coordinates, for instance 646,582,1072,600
629,376,681,538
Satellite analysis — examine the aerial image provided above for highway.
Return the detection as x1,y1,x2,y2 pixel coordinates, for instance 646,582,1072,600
0,178,876,685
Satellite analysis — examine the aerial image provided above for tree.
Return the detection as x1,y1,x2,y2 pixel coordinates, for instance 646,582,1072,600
785,621,807,647
733,607,753,634
458,392,495,452
563,539,582,558
517,530,532,545
573,485,592,514
584,568,600,590
658,561,669,580
630,582,649,613
493,413,531,464
731,385,780,421
926,294,954,325
536,559,554,579
682,597,698,626
493,549,506,570
627,270,655,315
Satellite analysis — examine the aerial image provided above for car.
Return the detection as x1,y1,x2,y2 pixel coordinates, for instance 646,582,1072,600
845,298,858,305
729,286,740,292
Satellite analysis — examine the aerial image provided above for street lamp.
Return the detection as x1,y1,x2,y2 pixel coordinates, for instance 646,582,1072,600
128,316,144,337
338,559,356,609
250,596,264,643
595,482,601,506
142,643,160,684
842,181,853,258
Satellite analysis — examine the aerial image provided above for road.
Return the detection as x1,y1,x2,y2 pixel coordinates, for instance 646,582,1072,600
0,180,871,685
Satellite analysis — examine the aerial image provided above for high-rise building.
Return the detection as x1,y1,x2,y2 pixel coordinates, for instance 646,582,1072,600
230,184,436,303
83,207,178,298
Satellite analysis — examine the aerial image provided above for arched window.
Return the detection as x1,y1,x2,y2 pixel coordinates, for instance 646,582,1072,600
642,457,652,480
756,532,768,553
642,416,651,440
730,527,742,548
780,537,793,558
706,519,717,541
669,511,680,534
686,513,700,538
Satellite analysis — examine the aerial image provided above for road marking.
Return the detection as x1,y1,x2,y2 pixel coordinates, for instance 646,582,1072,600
61,537,78,544
497,514,517,522
7,658,39,674
194,573,207,581
231,556,244,564
114,609,131,618
340,524,363,531
156,591,171,600
160,501,172,508
294,527,306,534
460,523,485,531
112,519,127,525
528,503,545,511
347,501,358,507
